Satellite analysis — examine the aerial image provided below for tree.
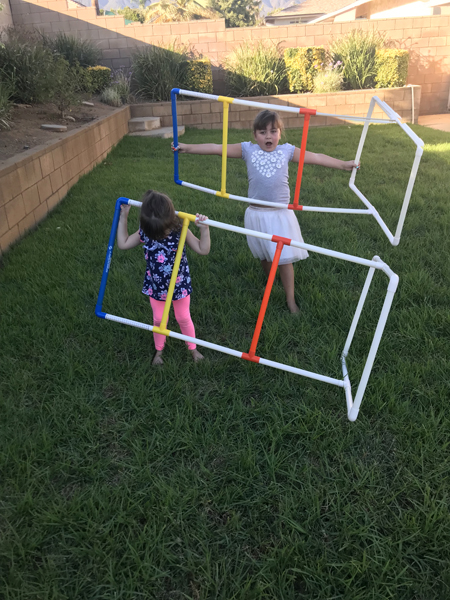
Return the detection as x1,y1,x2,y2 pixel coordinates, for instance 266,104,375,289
209,0,261,27
145,0,221,23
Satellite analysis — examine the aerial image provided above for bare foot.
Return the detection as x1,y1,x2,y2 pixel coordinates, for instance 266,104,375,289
190,349,204,363
152,351,164,366
287,301,300,314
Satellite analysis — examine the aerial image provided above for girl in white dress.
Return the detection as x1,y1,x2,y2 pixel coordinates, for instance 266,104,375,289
173,110,358,313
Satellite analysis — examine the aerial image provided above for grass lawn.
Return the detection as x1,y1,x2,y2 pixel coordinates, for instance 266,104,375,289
1,123,450,599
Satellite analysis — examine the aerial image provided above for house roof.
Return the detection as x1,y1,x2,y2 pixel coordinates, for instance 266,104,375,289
270,0,359,16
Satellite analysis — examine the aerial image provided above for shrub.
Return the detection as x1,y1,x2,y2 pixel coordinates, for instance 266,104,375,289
0,28,56,104
313,61,343,93
43,33,101,67
0,80,13,129
329,29,386,90
132,42,190,102
87,65,111,94
375,49,409,88
117,7,146,23
225,42,288,97
51,58,87,117
184,58,213,94
100,87,122,107
284,47,327,93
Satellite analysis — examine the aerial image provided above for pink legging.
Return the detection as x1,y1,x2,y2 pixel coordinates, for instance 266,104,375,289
150,296,196,351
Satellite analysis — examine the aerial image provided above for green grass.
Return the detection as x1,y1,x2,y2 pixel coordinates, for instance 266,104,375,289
1,123,450,599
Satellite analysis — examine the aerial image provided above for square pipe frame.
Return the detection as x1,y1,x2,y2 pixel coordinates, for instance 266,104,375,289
96,198,399,421
171,89,423,246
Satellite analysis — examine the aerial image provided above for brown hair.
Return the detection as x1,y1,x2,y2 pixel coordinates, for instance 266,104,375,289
139,190,181,240
253,110,284,135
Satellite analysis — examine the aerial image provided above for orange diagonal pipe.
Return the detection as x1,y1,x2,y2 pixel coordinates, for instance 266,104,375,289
248,239,286,357
292,112,311,209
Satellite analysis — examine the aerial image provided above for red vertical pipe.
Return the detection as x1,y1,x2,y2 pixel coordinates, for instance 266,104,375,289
292,112,311,209
248,240,285,357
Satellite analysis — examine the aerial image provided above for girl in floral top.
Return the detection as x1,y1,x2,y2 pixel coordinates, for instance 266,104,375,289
117,189,210,366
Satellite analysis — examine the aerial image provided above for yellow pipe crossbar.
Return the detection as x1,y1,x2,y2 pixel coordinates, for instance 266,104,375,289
159,215,191,332
218,96,233,197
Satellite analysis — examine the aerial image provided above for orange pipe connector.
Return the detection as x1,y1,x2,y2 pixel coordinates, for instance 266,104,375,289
247,240,286,358
292,112,312,209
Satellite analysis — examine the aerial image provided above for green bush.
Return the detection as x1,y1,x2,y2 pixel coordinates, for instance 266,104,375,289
284,47,327,93
51,57,87,117
0,29,56,104
184,58,213,94
42,33,101,67
132,42,190,102
225,42,288,97
375,49,409,88
117,7,145,23
0,80,13,129
88,65,112,93
329,29,386,90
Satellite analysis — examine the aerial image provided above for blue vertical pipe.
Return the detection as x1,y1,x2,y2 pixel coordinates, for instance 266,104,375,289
95,197,129,318
171,88,181,185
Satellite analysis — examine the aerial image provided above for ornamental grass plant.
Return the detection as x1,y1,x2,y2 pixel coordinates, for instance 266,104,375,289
41,32,102,68
1,124,450,598
0,80,13,129
226,41,288,97
329,29,387,90
0,27,57,104
313,61,343,93
132,41,191,102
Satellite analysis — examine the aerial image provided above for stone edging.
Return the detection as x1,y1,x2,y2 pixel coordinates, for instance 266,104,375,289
0,106,130,255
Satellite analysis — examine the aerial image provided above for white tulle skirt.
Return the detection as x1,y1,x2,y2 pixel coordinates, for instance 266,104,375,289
244,206,309,265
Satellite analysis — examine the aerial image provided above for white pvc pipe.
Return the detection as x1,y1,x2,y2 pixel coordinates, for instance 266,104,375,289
393,146,424,245
105,313,344,387
177,89,396,123
342,265,376,358
203,217,386,271
124,200,390,273
182,181,371,214
316,112,394,124
348,274,399,421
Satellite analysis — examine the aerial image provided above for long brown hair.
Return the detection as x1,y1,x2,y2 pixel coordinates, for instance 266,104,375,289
140,190,181,240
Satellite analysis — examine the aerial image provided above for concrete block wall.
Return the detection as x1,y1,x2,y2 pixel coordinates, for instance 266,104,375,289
0,106,130,255
0,0,14,30
7,0,450,115
131,86,421,130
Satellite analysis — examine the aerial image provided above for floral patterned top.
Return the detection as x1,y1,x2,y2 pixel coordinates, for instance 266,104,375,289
139,228,192,301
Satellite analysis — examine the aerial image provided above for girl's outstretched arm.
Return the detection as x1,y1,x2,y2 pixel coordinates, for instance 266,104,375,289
185,214,211,256
117,205,140,250
172,142,242,158
294,148,359,171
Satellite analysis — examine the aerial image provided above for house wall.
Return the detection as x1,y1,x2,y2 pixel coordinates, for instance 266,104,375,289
0,105,130,255
6,0,450,115
0,0,14,31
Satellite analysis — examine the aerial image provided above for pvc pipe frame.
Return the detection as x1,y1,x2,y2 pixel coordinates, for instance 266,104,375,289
171,89,424,246
96,197,399,422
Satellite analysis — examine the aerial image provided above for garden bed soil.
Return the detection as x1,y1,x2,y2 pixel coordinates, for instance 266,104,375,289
0,98,120,163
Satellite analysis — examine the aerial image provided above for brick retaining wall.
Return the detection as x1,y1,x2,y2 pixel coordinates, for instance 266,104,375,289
0,106,130,255
132,86,421,129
